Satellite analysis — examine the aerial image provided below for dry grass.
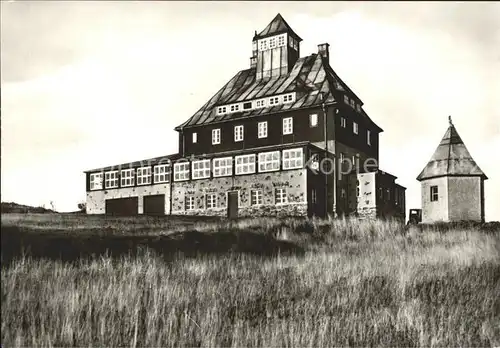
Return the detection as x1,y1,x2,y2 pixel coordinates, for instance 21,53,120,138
1,214,499,347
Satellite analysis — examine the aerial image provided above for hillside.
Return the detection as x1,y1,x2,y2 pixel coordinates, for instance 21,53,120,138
1,202,57,214
1,214,499,347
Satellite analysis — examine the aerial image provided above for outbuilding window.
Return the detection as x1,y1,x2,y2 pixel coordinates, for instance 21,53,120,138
430,186,439,201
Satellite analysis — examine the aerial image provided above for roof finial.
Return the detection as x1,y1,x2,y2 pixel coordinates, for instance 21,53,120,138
448,115,453,126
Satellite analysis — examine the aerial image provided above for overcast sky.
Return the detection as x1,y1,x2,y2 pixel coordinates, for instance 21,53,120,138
1,1,499,219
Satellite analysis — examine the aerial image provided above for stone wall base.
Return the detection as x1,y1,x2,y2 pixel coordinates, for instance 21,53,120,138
174,203,308,218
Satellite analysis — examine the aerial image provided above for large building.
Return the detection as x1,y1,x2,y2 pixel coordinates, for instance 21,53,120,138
84,14,406,220
417,117,487,223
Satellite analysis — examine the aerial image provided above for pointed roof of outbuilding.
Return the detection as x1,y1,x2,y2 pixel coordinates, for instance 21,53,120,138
416,117,487,181
254,13,302,41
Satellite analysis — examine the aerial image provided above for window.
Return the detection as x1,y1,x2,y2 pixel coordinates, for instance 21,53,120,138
367,130,371,146
378,187,383,198
154,164,170,183
251,190,263,206
234,125,244,142
230,104,240,112
235,154,256,175
356,187,360,197
283,94,294,103
310,114,318,127
206,194,217,209
258,121,268,138
278,34,285,47
352,155,357,168
341,188,346,198
340,117,346,128
217,106,226,115
275,188,287,204
121,169,135,187
174,162,190,181
212,129,221,145
283,117,293,135
213,157,233,177
353,122,359,134
283,148,303,169
430,186,438,202
258,151,280,172
255,99,266,108
269,96,279,106
350,99,355,108
243,102,252,110
192,159,211,180
311,189,317,204
90,173,103,190
192,132,197,143
136,166,151,185
356,104,361,113
105,171,119,188
289,36,294,48
185,196,195,210
339,152,345,163
269,37,276,48
259,39,268,51
343,95,349,104
386,189,391,201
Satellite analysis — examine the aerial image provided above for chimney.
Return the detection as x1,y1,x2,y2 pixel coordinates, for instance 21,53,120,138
318,43,330,63
250,56,257,69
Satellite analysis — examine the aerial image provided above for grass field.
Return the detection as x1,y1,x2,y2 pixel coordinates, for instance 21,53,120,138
1,213,500,347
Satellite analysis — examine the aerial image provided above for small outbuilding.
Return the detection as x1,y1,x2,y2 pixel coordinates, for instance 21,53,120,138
417,117,487,223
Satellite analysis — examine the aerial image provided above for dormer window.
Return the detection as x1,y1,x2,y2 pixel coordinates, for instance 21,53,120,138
269,96,279,106
343,95,349,104
256,99,266,108
283,94,294,103
230,104,240,112
217,106,227,115
243,102,252,110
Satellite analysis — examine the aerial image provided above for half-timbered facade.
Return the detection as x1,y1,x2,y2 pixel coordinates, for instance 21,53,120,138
85,14,406,220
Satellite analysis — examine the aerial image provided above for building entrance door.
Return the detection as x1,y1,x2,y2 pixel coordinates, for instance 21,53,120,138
227,191,239,219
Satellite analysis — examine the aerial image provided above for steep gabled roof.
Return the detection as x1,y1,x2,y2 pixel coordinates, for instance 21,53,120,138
254,13,302,41
416,118,487,181
175,53,382,132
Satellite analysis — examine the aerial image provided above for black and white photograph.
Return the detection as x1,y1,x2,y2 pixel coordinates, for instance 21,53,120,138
1,1,499,347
